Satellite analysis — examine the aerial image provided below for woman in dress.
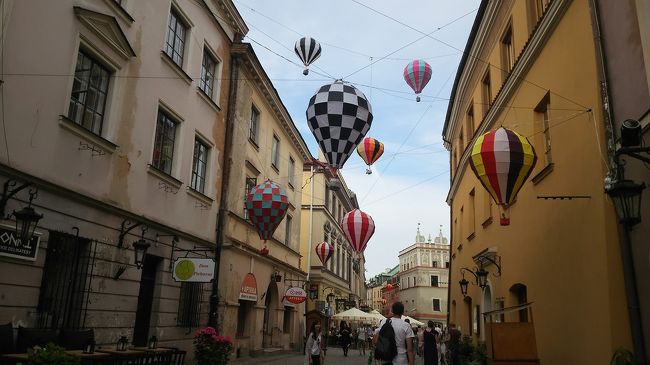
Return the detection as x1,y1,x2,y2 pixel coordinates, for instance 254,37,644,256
306,322,323,365
339,322,352,357
423,320,439,365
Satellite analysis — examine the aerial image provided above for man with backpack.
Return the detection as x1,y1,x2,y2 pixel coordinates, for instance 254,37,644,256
373,302,415,365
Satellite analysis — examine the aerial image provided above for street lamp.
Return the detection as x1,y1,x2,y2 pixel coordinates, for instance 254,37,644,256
132,226,150,269
12,189,43,244
605,179,645,227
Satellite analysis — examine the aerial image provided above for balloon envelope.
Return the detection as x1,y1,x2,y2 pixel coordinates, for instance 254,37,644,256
340,209,375,255
245,180,289,240
404,60,432,101
315,241,334,265
307,81,373,169
357,137,384,167
294,37,321,75
469,127,537,206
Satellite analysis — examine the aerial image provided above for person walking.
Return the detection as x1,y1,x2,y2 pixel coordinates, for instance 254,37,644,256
447,323,461,365
422,321,438,365
340,322,352,357
416,326,424,357
358,325,368,356
373,301,415,365
306,322,323,365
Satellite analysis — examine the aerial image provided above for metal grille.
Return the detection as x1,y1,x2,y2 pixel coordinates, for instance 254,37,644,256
177,282,203,328
37,231,95,329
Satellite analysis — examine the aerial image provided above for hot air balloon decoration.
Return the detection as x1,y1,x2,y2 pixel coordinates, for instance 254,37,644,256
340,209,375,258
295,37,322,75
245,180,289,245
307,81,373,170
357,137,384,174
469,127,537,225
315,241,334,265
386,283,393,290
404,59,432,102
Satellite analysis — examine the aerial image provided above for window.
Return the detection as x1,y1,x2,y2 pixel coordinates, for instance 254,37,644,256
249,106,260,144
483,189,493,225
431,275,439,287
535,93,552,166
288,157,295,187
271,135,280,168
465,105,474,145
474,305,481,335
433,261,438,268
407,277,410,288
432,298,441,312
199,49,217,97
178,282,202,327
495,299,505,323
501,23,515,77
237,300,251,336
244,177,257,219
191,138,209,193
468,189,475,238
152,109,178,175
482,69,492,117
324,186,330,210
68,50,110,135
445,261,450,268
165,9,187,67
37,231,92,329
285,215,292,246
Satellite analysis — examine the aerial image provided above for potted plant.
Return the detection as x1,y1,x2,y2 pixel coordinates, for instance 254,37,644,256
611,348,634,365
194,327,233,365
27,343,80,365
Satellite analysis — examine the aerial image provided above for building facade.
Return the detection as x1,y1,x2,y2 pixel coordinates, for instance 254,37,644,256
216,43,310,356
367,270,392,311
0,0,245,355
300,158,366,322
397,228,449,327
597,0,650,361
443,0,632,363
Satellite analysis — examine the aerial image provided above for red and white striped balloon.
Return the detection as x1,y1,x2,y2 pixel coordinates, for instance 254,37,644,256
340,209,375,256
315,241,334,265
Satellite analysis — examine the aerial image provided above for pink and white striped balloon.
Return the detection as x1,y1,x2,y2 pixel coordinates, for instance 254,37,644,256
340,209,375,256
315,241,334,265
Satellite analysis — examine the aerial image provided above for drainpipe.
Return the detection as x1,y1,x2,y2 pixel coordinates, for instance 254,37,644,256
589,1,647,362
209,53,240,329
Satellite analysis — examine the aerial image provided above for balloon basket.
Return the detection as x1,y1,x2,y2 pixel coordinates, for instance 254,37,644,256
500,213,510,226
416,96,421,102
365,168,372,175
303,68,309,75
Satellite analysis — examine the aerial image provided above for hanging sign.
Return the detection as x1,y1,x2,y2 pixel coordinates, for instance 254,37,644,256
172,258,215,282
239,273,258,302
284,287,307,304
0,225,40,261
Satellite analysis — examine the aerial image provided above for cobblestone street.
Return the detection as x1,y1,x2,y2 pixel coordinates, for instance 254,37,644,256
232,347,434,365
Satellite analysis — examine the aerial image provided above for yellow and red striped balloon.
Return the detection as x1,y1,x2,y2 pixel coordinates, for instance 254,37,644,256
357,137,384,174
469,127,537,207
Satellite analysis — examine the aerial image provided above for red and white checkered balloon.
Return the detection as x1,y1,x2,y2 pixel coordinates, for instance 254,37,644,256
340,209,375,256
315,241,334,265
245,179,289,241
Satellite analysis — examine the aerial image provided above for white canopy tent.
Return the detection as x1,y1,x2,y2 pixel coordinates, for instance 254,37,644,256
331,307,377,323
402,315,425,326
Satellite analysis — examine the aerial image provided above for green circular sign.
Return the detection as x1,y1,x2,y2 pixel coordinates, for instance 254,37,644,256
175,260,195,280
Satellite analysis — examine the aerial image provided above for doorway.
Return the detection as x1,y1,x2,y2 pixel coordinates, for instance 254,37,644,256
262,282,278,348
133,255,161,346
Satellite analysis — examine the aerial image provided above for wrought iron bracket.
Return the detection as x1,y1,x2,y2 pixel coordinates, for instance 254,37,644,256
460,267,479,284
617,146,650,164
118,220,141,248
476,255,502,276
0,180,31,218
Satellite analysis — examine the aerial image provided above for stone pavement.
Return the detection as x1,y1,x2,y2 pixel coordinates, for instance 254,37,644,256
231,347,433,365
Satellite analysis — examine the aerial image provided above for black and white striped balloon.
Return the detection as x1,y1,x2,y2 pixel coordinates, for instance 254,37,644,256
294,37,322,75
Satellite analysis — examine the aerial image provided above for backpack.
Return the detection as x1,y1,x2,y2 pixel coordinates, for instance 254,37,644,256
374,319,398,362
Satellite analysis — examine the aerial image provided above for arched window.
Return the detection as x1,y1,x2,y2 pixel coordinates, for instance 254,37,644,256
464,296,473,335
509,283,528,322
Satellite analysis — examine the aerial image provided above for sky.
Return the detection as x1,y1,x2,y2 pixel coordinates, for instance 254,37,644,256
233,0,480,277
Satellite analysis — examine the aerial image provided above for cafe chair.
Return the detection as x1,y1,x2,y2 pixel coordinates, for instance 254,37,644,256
14,327,58,353
0,323,15,355
59,329,95,350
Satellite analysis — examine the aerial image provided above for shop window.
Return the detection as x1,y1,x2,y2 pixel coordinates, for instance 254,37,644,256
178,282,203,328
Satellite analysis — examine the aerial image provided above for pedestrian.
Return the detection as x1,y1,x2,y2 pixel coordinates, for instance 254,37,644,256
416,325,424,357
340,322,352,357
358,324,368,355
434,327,444,365
422,321,438,365
447,323,461,365
306,322,323,365
373,301,415,365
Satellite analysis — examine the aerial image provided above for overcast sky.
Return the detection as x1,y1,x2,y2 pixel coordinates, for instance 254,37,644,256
234,0,479,277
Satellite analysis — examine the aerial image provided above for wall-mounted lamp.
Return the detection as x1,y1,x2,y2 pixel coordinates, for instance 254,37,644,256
118,219,141,248
12,188,43,244
132,226,150,269
459,254,502,295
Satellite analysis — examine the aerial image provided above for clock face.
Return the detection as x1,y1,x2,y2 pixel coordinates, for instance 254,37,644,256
174,260,195,280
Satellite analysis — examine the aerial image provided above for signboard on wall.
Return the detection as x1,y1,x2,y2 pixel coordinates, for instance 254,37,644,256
239,273,258,301
0,225,40,261
172,258,215,282
284,287,307,304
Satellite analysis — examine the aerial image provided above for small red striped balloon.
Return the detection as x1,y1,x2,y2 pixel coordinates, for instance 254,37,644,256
315,241,334,265
340,209,375,256
404,59,432,102
357,137,384,174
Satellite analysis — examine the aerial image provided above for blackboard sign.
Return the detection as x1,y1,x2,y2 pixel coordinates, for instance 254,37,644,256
0,226,40,261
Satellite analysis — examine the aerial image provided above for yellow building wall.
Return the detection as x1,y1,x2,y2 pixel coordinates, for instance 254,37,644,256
448,1,632,364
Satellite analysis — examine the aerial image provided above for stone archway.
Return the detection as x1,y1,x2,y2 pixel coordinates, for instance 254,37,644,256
481,284,493,341
263,281,279,348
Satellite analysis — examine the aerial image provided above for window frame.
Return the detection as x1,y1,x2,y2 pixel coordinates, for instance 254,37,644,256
432,298,441,312
190,137,210,194
501,22,515,78
285,214,292,246
288,156,295,188
151,108,179,176
482,69,492,117
249,105,260,145
68,50,111,136
177,282,203,328
199,47,218,98
271,134,280,169
244,177,257,220
165,7,188,68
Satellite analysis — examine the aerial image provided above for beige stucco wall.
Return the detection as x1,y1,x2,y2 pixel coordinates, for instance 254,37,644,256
446,0,632,364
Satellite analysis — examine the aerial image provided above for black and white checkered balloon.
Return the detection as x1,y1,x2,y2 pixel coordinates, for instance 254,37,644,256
306,81,373,169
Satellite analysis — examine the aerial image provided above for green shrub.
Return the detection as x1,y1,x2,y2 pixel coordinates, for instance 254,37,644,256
27,343,80,365
459,335,487,365
610,348,634,365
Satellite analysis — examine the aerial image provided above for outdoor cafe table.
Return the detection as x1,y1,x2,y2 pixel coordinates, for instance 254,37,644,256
1,349,110,364
96,348,146,356
131,347,174,353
